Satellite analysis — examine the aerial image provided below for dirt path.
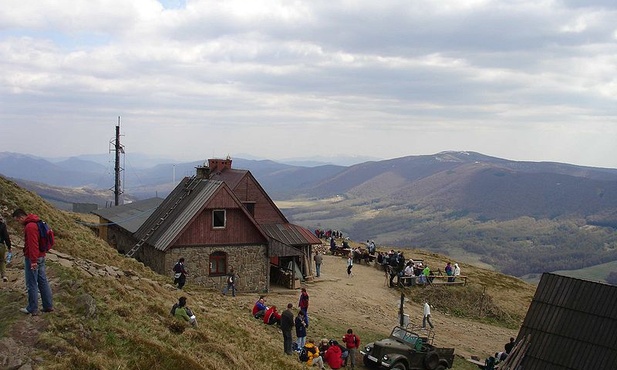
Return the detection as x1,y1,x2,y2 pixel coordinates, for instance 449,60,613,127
258,254,517,362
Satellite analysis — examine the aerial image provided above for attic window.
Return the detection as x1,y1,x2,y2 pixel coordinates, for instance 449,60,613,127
213,209,226,228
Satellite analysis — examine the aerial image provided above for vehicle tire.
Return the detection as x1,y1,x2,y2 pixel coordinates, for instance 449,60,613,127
392,361,407,370
424,352,440,370
434,365,446,370
363,355,378,369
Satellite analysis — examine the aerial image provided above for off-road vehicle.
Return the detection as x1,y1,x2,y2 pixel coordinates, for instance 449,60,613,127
360,326,454,370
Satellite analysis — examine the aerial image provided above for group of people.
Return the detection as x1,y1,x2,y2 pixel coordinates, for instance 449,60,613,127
302,329,361,370
250,288,361,369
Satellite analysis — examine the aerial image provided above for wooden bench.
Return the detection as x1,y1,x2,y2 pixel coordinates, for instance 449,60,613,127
397,275,468,287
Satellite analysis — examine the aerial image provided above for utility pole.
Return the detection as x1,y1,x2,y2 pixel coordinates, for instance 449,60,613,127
110,117,125,206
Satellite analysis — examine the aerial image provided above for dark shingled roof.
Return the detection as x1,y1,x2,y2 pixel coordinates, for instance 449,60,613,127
516,273,617,370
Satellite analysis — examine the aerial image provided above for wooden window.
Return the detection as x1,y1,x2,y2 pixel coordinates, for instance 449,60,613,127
209,251,227,276
213,209,226,228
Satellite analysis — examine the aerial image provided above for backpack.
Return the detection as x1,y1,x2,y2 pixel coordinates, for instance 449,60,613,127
170,303,179,316
37,220,55,252
298,347,309,362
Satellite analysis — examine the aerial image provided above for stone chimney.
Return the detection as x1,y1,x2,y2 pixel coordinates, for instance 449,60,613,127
195,164,211,179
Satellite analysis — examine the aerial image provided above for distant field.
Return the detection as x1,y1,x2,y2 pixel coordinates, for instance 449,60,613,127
521,260,617,285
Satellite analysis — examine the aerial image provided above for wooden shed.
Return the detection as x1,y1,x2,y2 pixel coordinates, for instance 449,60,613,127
509,273,617,370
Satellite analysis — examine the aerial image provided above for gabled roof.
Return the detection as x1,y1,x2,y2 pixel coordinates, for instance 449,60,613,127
260,223,322,246
209,168,247,189
210,169,289,223
92,197,163,233
516,273,617,370
134,177,267,252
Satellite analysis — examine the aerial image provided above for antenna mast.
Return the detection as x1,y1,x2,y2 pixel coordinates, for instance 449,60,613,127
110,117,125,206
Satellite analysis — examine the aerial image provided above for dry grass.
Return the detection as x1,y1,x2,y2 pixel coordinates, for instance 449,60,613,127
0,176,534,369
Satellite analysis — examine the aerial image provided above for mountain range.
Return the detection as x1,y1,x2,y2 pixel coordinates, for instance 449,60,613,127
3,150,617,279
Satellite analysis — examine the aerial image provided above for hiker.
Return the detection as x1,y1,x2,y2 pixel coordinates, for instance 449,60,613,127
454,263,461,281
302,339,325,370
504,337,515,354
12,208,54,315
222,267,237,297
324,339,344,369
422,301,434,329
347,253,353,277
295,310,307,351
314,251,323,277
298,287,310,327
280,303,294,355
171,296,197,327
172,257,188,289
445,262,454,282
252,295,268,319
0,215,12,282
342,328,360,369
264,305,281,325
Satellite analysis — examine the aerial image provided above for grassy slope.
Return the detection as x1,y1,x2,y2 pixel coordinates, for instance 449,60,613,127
0,176,533,369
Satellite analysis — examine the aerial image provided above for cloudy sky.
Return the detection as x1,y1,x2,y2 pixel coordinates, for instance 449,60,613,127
1,0,617,168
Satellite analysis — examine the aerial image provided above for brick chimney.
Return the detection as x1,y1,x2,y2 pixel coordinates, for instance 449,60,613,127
208,156,233,174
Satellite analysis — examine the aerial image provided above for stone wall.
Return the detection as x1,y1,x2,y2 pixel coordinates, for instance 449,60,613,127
165,244,269,293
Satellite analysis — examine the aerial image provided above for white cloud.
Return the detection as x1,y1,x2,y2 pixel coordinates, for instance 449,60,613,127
1,0,617,168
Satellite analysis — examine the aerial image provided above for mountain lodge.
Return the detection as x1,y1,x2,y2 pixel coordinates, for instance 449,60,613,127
93,157,322,292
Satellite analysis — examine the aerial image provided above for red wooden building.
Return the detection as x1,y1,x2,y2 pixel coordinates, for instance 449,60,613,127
94,157,322,292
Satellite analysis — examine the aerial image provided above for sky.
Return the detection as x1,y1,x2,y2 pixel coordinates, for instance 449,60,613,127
1,0,617,168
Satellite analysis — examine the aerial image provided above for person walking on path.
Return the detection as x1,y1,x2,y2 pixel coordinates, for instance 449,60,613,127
422,301,434,329
347,253,354,277
0,215,13,282
298,287,310,327
222,268,238,297
281,303,295,355
12,208,53,315
342,328,360,369
314,251,323,278
172,257,188,289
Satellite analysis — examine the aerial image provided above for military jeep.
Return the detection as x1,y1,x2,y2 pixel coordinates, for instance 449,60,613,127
360,326,454,370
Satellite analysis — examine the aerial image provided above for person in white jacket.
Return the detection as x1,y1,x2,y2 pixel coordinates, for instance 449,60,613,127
422,301,434,329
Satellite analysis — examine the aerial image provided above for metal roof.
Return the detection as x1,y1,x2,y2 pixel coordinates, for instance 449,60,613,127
260,223,322,246
91,198,163,233
516,273,617,370
134,178,225,251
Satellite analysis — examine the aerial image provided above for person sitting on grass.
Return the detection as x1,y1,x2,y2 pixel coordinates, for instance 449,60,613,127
252,295,268,319
324,340,344,369
303,339,325,370
171,296,197,327
263,305,281,325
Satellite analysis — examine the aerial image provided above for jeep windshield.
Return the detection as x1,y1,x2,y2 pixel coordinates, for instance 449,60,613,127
391,327,421,346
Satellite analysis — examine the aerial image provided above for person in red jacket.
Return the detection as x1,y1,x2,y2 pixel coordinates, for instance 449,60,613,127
324,340,344,369
298,287,310,327
263,305,281,325
12,209,54,315
342,328,360,369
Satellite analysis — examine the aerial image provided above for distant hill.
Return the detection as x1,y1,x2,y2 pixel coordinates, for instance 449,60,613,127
2,150,617,279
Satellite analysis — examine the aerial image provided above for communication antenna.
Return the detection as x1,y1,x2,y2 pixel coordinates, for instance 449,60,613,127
109,116,125,206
